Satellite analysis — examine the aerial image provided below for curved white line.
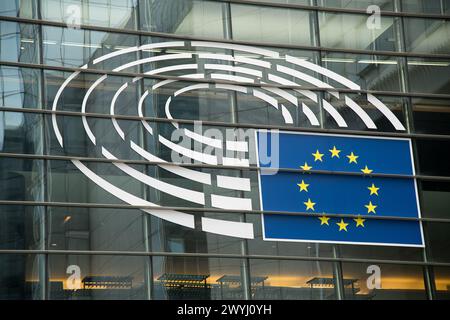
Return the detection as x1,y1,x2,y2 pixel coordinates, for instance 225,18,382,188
204,64,263,78
253,89,278,109
198,53,271,68
268,74,318,103
81,74,108,145
367,94,405,131
102,147,205,205
184,129,222,149
130,141,211,185
164,96,178,129
281,105,294,124
345,96,377,129
113,53,192,72
277,65,336,93
110,82,128,140
174,83,210,97
214,83,248,93
71,159,195,228
192,41,280,58
210,73,254,83
302,103,320,126
322,99,348,128
138,90,153,135
145,64,198,75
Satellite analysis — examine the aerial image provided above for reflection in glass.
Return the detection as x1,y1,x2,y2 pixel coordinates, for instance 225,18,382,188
250,259,336,299
0,158,44,202
231,4,312,46
0,254,41,300
319,12,397,51
42,26,138,68
413,98,450,135
420,181,450,219
424,222,450,263
404,18,450,55
321,52,402,92
407,58,450,95
0,21,39,63
342,263,427,299
0,0,36,18
139,0,225,38
153,256,244,299
320,0,394,10
47,207,146,252
434,266,450,299
48,254,147,299
41,0,137,29
0,67,41,109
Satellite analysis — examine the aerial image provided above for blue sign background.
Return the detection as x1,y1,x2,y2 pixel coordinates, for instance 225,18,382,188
257,131,424,247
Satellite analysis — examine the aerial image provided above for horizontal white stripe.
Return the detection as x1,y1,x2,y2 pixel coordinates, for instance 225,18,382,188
211,194,252,210
192,41,280,58
211,73,254,83
204,63,262,78
223,157,250,167
159,135,218,165
217,175,251,191
226,140,248,152
113,53,192,72
214,83,248,93
145,64,198,75
201,217,254,239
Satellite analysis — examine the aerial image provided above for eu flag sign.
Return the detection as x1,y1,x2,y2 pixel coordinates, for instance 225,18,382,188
256,130,424,247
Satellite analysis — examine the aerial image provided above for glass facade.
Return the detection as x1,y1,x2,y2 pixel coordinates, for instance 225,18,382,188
0,0,449,300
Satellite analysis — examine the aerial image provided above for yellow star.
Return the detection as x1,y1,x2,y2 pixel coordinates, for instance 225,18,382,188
318,215,330,226
329,146,341,158
300,162,312,171
304,198,316,211
297,180,309,192
354,215,366,227
365,201,377,214
346,152,359,164
336,219,349,232
361,165,373,174
312,150,324,162
368,183,380,196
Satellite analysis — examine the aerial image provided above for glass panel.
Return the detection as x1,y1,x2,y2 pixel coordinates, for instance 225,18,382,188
434,266,450,300
0,67,41,109
412,98,450,135
0,158,44,202
337,244,423,262
318,12,398,51
0,21,39,63
0,0,36,18
139,0,225,38
249,259,336,300
48,254,148,299
0,254,42,300
47,206,146,252
416,139,450,176
407,58,450,95
41,0,137,29
0,111,43,154
424,222,450,262
321,52,402,92
341,262,427,299
404,18,450,55
420,180,450,219
42,26,138,68
231,4,312,46
153,256,244,299
402,0,450,14
320,0,394,10
0,205,43,250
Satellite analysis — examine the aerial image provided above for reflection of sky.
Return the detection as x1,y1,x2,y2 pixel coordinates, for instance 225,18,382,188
0,67,25,131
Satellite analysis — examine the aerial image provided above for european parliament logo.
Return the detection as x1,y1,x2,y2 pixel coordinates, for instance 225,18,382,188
257,131,424,247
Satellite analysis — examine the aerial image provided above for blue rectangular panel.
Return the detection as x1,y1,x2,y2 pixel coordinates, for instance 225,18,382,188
257,131,424,247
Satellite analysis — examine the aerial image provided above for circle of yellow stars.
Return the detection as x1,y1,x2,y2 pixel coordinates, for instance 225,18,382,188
296,146,381,232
